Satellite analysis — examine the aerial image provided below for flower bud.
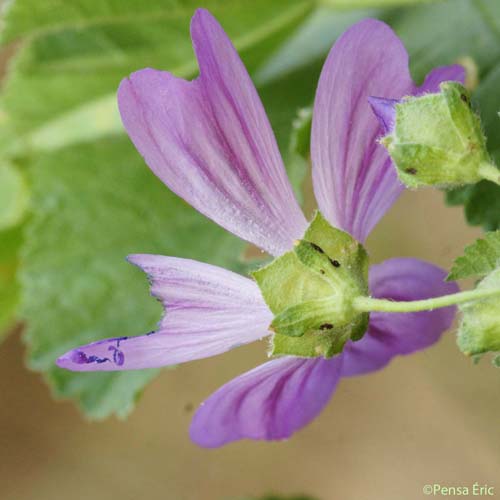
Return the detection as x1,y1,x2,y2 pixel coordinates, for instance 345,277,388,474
369,82,500,188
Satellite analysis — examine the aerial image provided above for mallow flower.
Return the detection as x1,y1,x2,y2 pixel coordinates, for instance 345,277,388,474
56,10,465,447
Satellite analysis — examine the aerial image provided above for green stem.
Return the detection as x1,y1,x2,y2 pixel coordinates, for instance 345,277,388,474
353,287,500,313
479,161,500,185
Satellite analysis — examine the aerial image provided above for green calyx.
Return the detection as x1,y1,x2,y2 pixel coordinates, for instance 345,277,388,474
383,81,499,188
252,212,369,359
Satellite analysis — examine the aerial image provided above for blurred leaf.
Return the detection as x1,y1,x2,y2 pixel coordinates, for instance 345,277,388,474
447,231,500,280
255,7,376,84
290,108,313,160
286,107,312,202
0,0,303,43
1,0,317,418
0,225,22,338
20,137,244,419
390,0,500,81
0,0,312,155
259,61,321,200
446,181,500,231
0,161,29,229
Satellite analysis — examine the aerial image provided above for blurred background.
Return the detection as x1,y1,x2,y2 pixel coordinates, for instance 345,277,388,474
0,1,499,499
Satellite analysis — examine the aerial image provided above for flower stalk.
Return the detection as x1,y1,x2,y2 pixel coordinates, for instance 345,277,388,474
353,287,500,313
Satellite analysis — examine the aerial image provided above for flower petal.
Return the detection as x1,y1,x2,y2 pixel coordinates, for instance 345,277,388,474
342,258,458,376
117,9,306,256
367,97,398,135
56,255,272,371
190,355,342,447
311,18,466,243
418,64,465,94
311,19,414,243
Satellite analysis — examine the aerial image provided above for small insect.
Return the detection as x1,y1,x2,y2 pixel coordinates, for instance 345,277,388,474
460,93,470,105
330,258,341,268
405,167,418,175
319,323,334,330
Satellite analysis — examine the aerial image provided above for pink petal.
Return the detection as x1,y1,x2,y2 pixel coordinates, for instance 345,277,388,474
367,96,398,135
117,9,306,257
190,355,343,447
311,19,465,243
418,65,465,94
311,19,414,243
56,255,271,371
342,258,458,376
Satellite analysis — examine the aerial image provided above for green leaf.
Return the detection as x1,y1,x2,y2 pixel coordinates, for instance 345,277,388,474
392,0,500,82
0,0,313,155
446,181,500,231
258,61,323,200
285,107,312,203
255,7,375,84
0,225,23,338
290,108,312,160
458,268,500,356
447,231,500,281
0,162,29,230
0,0,322,419
20,137,244,419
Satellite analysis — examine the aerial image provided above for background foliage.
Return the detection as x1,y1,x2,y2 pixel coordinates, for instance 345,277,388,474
1,0,499,418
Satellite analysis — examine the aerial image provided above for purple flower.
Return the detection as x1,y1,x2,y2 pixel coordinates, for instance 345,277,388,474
57,10,464,447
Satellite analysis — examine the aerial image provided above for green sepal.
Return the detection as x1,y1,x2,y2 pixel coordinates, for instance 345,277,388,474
252,251,333,314
299,211,369,290
252,212,369,358
270,297,343,337
458,268,500,356
384,82,496,188
271,313,369,358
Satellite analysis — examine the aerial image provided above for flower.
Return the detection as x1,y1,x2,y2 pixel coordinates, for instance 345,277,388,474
56,9,463,447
